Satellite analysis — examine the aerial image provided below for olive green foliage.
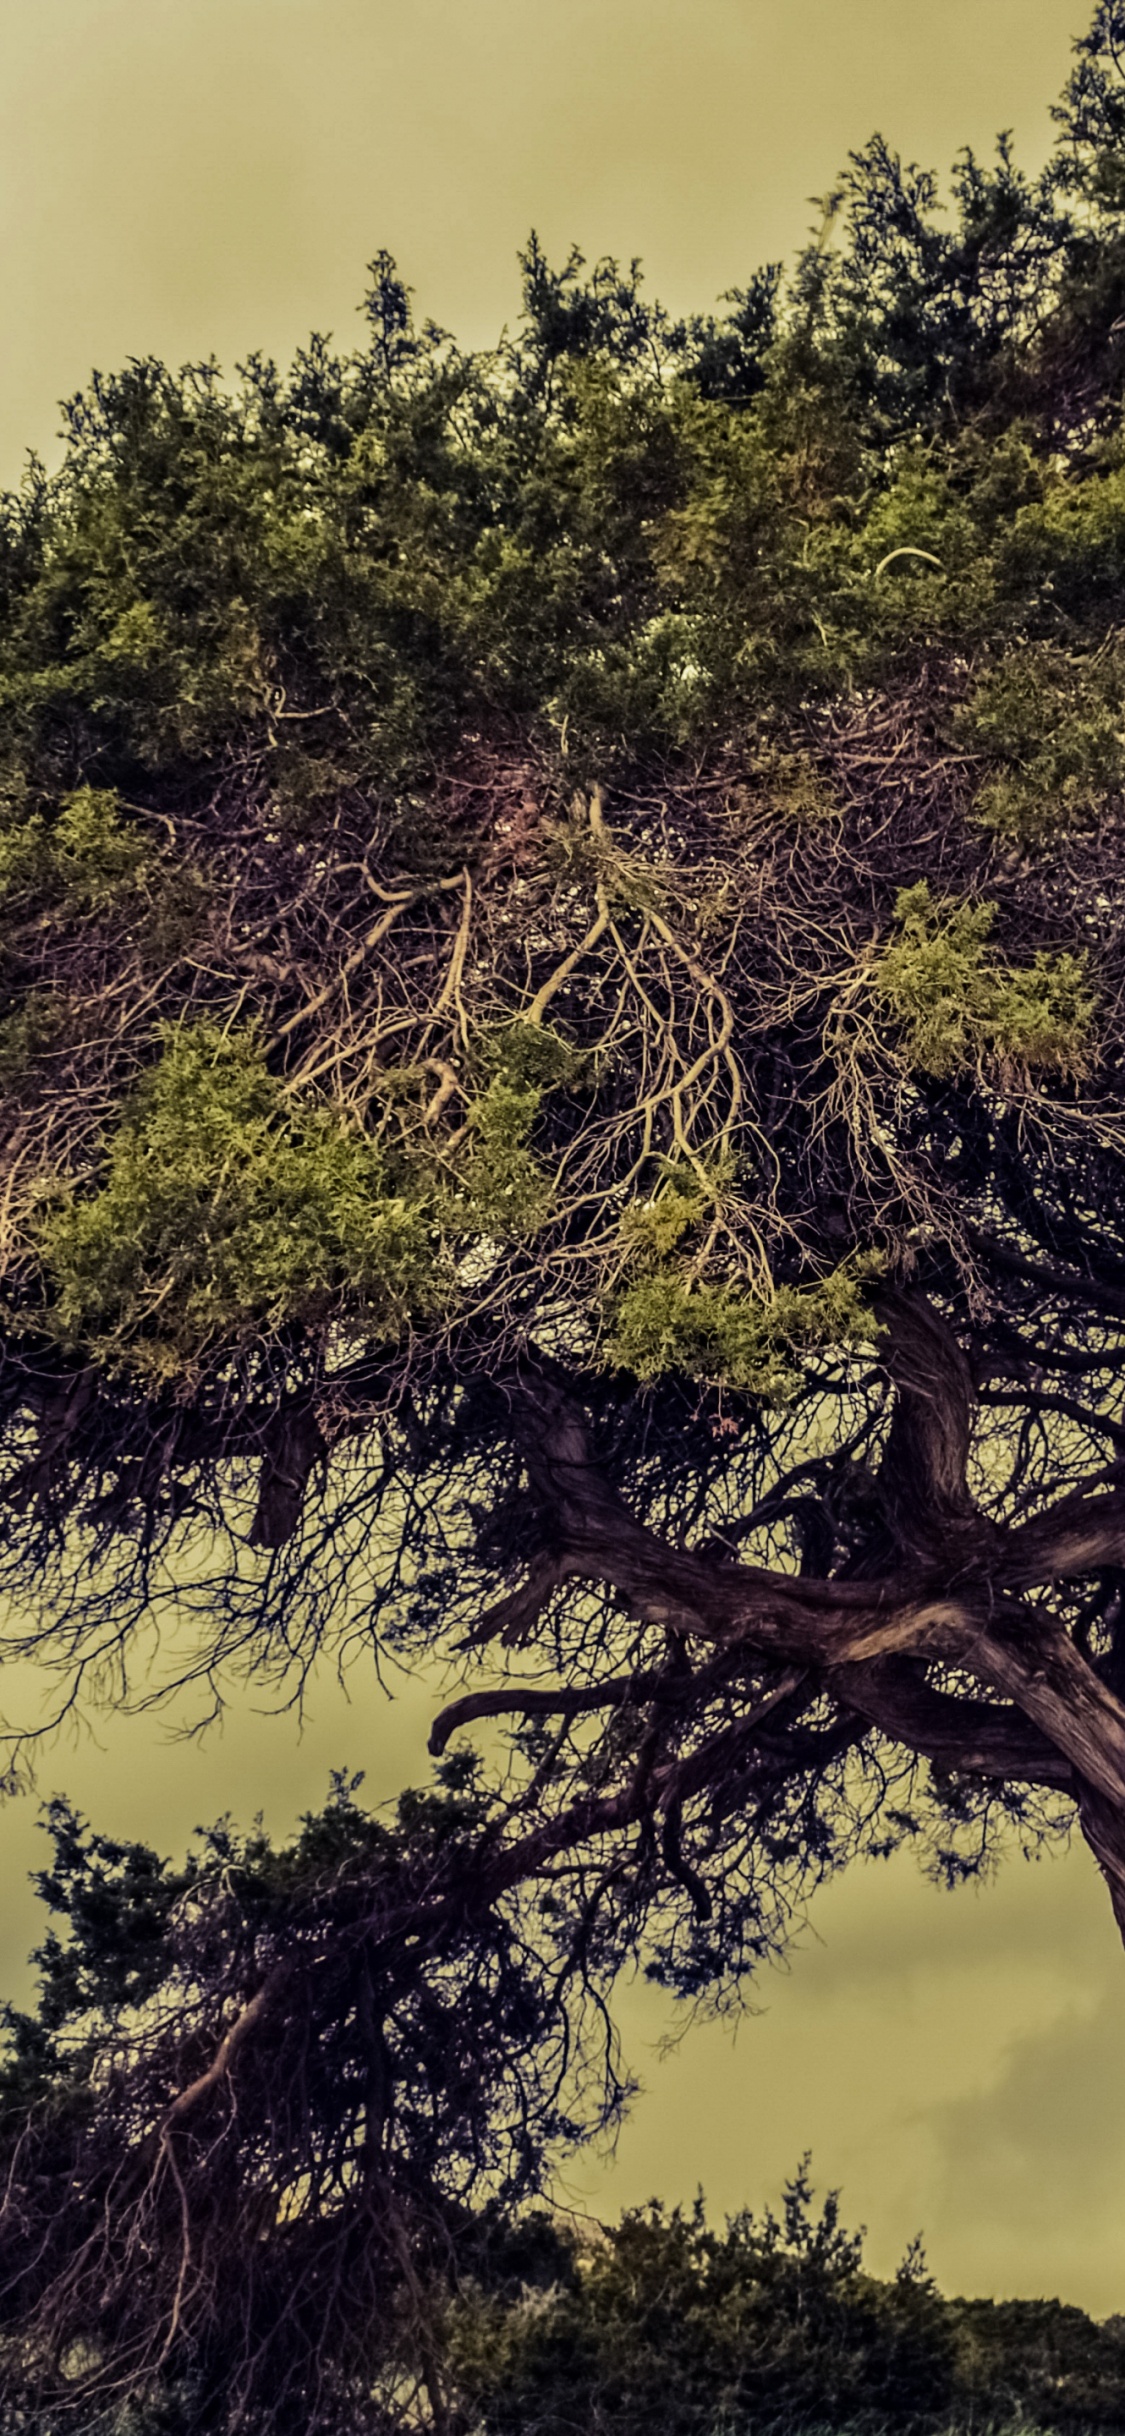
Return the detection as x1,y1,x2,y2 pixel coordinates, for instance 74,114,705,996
607,1172,883,1396
0,166,1120,820
476,1019,585,1093
606,1262,883,1399
606,1256,886,1393
459,1077,554,1238
0,143,1123,1391
752,747,839,826
0,990,69,1093
0,786,148,913
35,1025,441,1381
957,646,1125,840
30,1018,589,1376
447,2180,1125,2436
454,1024,582,1236
49,785,150,909
617,1165,720,1264
448,2178,953,2436
872,882,1096,1081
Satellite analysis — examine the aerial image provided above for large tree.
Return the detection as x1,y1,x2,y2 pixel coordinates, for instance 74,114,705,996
6,5,1125,2422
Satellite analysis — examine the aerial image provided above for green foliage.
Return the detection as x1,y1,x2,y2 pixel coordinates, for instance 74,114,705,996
444,1021,584,1238
266,748,353,837
0,785,148,913
447,2173,955,2436
0,990,69,1093
475,1019,585,1093
0,217,1081,817
459,1077,554,1237
0,1795,200,2067
445,2184,1125,2436
50,785,151,908
605,1165,883,1396
0,134,1116,819
751,747,839,826
606,1258,883,1399
618,1166,716,1263
948,2291,1125,2432
957,646,1125,840
34,1024,442,1380
872,882,1096,1081
0,810,48,904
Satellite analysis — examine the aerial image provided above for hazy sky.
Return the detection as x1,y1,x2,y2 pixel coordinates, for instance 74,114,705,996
1,0,1121,2319
0,0,1084,485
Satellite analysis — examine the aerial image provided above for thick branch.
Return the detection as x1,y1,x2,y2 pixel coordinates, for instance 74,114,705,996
962,1603,1125,1815
1003,1483,1125,1589
429,1669,662,1756
869,1288,981,1562
831,1656,1075,1788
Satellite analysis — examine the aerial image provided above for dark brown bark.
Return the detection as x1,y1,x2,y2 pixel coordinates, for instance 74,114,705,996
248,1402,327,1547
439,1294,1125,1944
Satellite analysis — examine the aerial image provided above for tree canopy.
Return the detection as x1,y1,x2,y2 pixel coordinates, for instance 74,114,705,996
7,4,1125,2423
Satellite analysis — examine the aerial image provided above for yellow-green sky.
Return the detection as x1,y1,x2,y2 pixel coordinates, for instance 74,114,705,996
0,0,1083,484
1,0,1121,2318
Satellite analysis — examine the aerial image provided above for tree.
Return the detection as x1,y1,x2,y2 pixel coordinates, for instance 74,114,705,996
441,2172,957,2436
0,1770,616,2431
4,7,1125,2420
440,2180,1125,2436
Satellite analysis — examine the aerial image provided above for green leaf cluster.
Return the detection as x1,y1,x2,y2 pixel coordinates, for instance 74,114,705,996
957,645,1125,840
458,1076,555,1238
444,2188,1125,2436
0,990,69,1094
33,1024,443,1381
447,2176,954,2436
872,882,1096,1081
605,1169,883,1396
0,785,148,914
449,1023,583,1239
6,182,1125,816
606,1261,883,1399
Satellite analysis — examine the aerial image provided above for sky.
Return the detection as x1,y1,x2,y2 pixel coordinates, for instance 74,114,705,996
1,0,1120,2319
0,0,1085,485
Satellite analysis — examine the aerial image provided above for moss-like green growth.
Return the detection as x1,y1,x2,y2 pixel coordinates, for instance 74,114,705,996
608,1164,880,1396
619,1170,715,1264
604,1257,882,1398
0,786,149,914
447,1022,584,1238
474,1019,584,1094
956,647,1125,842
756,747,839,826
458,1079,554,1237
34,1025,442,1382
51,786,151,910
0,992,70,1094
872,882,1095,1081
0,813,49,905
267,750,352,838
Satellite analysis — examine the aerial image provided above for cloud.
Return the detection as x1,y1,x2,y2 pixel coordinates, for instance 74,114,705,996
923,1977,1125,2314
